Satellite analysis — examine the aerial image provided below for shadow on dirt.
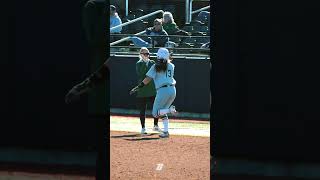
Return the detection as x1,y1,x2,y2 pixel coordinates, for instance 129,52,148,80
111,133,158,138
124,137,161,141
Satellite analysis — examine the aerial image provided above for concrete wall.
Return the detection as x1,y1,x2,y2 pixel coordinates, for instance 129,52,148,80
108,55,211,114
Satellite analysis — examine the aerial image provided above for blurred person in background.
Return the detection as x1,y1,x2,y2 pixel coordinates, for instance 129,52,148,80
128,18,169,47
110,5,122,42
196,11,210,24
162,11,189,43
162,11,180,35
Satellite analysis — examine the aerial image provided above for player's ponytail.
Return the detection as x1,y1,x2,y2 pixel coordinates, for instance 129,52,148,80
155,59,168,73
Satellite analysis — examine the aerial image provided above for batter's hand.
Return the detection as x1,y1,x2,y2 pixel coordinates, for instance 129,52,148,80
65,79,91,104
65,58,109,104
129,86,139,95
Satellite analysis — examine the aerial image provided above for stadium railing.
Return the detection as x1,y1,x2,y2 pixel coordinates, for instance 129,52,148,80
110,9,210,58
109,34,210,57
186,0,210,24
110,10,164,33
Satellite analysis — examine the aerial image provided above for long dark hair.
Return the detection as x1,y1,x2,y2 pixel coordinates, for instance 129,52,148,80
155,59,168,72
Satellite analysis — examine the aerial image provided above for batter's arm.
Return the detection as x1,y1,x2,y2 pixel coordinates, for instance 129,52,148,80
142,76,152,85
65,57,110,104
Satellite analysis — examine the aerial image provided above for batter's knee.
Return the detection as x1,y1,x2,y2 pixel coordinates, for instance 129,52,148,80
152,112,158,118
153,111,168,120
152,109,160,118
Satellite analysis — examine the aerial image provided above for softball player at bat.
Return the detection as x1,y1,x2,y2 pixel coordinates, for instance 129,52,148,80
130,48,177,138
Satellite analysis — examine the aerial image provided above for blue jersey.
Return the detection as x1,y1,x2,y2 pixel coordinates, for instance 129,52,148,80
146,62,176,89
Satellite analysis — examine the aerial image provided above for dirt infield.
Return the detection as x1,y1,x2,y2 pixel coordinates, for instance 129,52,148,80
110,131,210,180
0,116,210,179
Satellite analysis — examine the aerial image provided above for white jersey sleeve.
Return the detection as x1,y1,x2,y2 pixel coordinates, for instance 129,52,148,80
146,64,156,79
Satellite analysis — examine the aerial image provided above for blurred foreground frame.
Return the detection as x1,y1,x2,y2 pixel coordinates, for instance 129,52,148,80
1,0,109,180
214,0,320,179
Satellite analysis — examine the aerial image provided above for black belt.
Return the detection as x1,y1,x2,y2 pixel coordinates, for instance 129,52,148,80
159,84,174,89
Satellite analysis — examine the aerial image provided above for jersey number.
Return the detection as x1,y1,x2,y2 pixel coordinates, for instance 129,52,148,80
166,70,172,78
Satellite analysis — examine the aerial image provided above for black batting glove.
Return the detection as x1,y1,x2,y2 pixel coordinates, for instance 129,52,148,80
129,82,145,95
129,86,139,95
